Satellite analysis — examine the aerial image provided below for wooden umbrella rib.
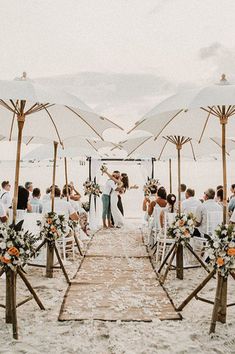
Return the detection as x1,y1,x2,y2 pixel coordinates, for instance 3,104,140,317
42,106,63,145
200,106,218,118
25,137,35,146
210,138,230,156
9,111,16,141
127,119,146,134
189,140,197,161
225,105,232,116
154,109,184,141
126,136,152,157
26,103,53,116
100,115,124,131
86,139,99,152
0,100,17,114
24,103,39,115
198,108,213,143
158,139,169,160
65,106,104,141
9,100,20,115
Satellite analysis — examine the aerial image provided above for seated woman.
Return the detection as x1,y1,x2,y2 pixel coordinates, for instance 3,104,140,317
145,186,167,217
17,185,32,212
160,193,177,228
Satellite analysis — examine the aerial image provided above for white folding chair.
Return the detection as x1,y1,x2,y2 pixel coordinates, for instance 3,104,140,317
155,212,176,265
148,204,162,248
8,209,26,224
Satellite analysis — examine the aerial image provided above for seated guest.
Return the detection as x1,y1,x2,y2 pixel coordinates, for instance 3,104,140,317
0,181,12,210
25,181,33,200
160,193,176,228
216,188,223,207
0,201,7,223
43,186,78,221
195,188,222,237
182,188,201,214
146,186,167,217
228,184,235,213
17,186,32,212
42,187,53,204
30,188,43,213
62,185,79,212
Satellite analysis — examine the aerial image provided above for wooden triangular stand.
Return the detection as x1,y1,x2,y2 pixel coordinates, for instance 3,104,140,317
157,241,210,284
176,270,235,334
28,238,72,284
0,266,45,339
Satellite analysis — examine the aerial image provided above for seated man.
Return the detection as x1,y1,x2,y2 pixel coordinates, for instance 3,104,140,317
42,186,78,221
182,188,201,214
195,188,222,237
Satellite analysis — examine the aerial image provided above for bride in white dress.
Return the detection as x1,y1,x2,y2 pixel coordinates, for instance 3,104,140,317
110,187,124,228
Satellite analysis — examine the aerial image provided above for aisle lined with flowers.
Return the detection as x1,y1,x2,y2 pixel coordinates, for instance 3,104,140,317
59,223,181,322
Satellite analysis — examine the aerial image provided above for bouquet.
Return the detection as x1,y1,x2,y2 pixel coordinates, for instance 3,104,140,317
143,178,159,196
81,201,90,212
0,221,39,271
167,213,195,245
83,179,102,197
205,223,235,277
100,164,108,175
37,212,68,242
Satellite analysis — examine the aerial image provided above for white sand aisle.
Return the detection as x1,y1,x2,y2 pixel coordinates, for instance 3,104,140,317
0,221,234,353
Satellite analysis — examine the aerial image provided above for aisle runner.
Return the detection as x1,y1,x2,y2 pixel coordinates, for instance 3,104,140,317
59,226,181,321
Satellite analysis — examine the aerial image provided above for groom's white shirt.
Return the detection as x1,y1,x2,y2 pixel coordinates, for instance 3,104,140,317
103,179,115,195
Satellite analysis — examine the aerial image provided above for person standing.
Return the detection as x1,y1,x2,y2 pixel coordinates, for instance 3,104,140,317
0,181,12,210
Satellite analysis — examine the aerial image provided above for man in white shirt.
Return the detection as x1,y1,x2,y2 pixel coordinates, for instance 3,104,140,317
0,201,7,223
25,181,33,201
43,187,78,221
182,188,201,215
180,183,187,202
102,174,117,228
195,188,222,236
0,181,12,210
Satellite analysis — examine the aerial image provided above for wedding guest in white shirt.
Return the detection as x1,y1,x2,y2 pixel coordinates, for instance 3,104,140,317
228,184,235,214
43,186,78,221
195,188,222,236
0,181,12,210
182,188,201,215
30,188,43,213
0,201,7,223
180,183,187,202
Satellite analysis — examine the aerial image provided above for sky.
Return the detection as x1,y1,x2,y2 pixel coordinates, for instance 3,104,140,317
1,0,235,132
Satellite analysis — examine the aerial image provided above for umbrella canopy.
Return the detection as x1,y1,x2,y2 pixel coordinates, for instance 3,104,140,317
129,75,235,222
115,136,235,160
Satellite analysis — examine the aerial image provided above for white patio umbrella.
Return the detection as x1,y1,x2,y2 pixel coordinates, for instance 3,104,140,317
129,75,235,222
0,76,122,222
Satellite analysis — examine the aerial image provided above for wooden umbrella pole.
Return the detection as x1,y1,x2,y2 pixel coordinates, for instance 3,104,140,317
64,157,69,201
176,140,183,279
12,114,25,223
221,111,228,224
177,143,181,216
51,141,58,212
169,158,172,194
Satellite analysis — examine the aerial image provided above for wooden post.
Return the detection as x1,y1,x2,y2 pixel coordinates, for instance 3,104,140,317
5,268,12,323
176,243,184,280
151,157,154,179
217,276,227,323
220,110,228,224
5,269,18,338
51,141,58,212
169,158,172,194
46,241,54,278
12,110,25,223
177,141,181,216
209,273,224,334
64,157,69,201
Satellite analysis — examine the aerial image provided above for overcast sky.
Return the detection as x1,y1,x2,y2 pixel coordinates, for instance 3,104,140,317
1,0,235,131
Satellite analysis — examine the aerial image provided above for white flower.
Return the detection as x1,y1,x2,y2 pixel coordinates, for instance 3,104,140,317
213,241,220,248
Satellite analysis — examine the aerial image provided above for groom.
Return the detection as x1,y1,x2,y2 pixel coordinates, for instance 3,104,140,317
102,170,120,228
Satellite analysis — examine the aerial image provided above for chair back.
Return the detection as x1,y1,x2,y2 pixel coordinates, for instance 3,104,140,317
152,203,162,230
8,209,26,224
206,211,223,235
23,213,42,234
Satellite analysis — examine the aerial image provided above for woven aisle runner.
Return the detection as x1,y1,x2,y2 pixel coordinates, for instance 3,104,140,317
59,224,181,321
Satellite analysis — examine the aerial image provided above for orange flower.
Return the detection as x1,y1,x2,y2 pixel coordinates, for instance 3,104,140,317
179,220,185,227
50,226,57,233
47,218,52,225
8,247,20,257
0,256,11,264
217,257,224,266
227,248,235,256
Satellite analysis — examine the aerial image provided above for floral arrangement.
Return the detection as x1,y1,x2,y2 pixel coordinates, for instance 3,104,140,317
37,212,68,242
83,180,102,197
100,164,108,175
205,223,235,277
81,201,90,212
0,221,39,270
167,213,195,245
143,178,159,196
